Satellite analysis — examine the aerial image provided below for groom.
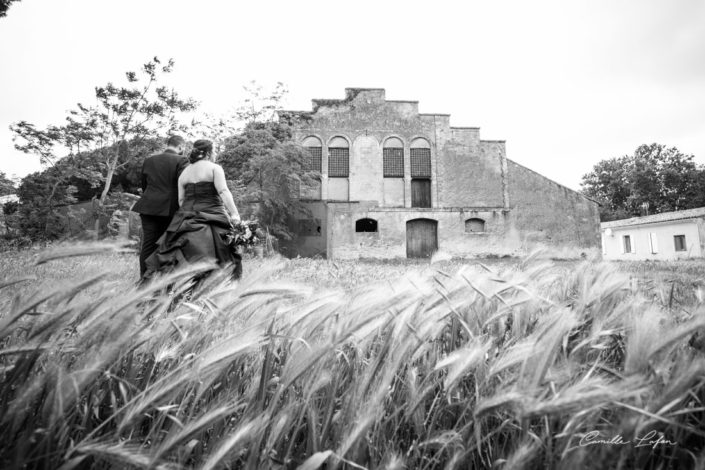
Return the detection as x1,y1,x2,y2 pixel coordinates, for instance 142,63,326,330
132,135,188,277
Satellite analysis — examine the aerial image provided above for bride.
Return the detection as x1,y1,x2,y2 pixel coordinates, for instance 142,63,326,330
143,139,243,281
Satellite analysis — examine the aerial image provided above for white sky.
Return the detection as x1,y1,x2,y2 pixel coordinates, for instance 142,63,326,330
0,0,703,191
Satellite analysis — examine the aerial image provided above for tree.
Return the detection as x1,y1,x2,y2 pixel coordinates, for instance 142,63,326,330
0,0,20,18
16,167,82,239
14,147,107,240
10,136,166,241
9,120,103,240
219,121,317,241
0,171,15,196
199,81,317,242
234,81,288,124
581,144,705,221
192,81,288,155
2,199,18,236
11,57,197,204
110,137,162,194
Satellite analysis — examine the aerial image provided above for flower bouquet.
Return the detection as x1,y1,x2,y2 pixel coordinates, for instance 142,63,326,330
226,220,265,248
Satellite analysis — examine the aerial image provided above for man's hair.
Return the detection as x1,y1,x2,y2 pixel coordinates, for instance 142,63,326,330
166,135,185,148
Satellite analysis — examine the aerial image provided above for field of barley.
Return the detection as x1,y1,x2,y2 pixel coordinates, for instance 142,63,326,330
1,245,705,469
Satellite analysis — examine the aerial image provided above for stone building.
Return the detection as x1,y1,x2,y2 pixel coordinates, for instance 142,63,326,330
601,207,705,260
278,88,599,259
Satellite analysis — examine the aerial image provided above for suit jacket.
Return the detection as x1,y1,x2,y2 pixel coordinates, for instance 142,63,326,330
131,149,189,217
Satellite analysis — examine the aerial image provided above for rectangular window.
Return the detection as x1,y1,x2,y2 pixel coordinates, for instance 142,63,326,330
623,235,632,254
383,148,404,177
328,148,349,177
674,234,686,251
649,233,658,254
410,148,431,177
304,147,322,172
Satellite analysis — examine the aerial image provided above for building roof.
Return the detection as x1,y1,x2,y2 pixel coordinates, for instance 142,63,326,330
601,207,705,229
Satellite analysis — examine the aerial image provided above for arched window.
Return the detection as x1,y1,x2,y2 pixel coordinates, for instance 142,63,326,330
465,218,486,233
302,136,322,172
410,138,431,177
383,137,404,178
328,136,349,177
355,218,378,233
410,138,432,207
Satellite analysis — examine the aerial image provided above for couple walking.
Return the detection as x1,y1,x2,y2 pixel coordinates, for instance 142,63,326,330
132,135,243,283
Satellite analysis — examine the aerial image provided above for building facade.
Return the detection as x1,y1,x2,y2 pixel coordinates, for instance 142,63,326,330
278,88,599,259
600,207,705,260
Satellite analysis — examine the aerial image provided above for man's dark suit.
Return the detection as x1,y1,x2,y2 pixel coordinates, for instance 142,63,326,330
132,149,188,276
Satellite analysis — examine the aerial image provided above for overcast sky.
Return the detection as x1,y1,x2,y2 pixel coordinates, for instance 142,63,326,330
1,0,703,191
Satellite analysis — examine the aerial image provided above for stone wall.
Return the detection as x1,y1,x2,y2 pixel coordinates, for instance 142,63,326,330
507,160,600,249
281,88,600,259
281,88,509,211
437,130,506,208
350,135,382,202
284,201,328,257
316,204,518,260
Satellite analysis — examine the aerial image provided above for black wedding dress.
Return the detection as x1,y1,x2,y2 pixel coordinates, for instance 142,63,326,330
144,182,242,281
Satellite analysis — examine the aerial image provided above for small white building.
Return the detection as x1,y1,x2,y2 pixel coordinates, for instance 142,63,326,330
600,207,705,260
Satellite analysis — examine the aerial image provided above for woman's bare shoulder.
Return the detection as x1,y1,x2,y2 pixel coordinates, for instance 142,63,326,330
180,161,218,183
178,165,192,181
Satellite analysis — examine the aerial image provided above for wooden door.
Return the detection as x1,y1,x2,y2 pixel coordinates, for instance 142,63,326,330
411,179,431,208
406,218,438,258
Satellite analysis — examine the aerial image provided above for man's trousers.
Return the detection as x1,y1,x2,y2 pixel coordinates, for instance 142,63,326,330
139,214,172,277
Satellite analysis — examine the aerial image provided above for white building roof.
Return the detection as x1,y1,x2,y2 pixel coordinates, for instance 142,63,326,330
601,207,705,229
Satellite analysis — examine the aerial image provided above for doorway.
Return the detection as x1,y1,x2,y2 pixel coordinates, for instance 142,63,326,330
406,218,438,258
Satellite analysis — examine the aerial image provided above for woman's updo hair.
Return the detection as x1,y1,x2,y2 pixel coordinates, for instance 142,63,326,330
189,139,214,163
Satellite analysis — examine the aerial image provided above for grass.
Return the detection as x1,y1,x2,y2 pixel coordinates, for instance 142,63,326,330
1,245,705,469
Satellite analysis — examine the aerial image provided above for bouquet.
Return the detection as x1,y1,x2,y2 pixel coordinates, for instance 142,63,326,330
226,220,265,248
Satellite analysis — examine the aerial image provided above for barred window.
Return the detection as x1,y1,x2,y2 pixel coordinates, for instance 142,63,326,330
410,148,431,177
410,138,431,178
328,136,349,178
302,136,322,172
304,146,322,172
383,137,404,177
383,148,404,177
328,148,349,177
